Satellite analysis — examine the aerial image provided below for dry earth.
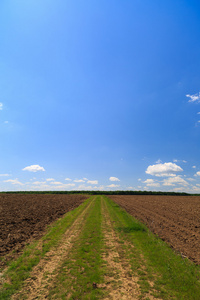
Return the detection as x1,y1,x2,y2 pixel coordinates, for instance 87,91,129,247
109,195,200,264
0,193,87,267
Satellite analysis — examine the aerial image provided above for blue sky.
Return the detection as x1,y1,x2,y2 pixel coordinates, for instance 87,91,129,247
1,0,200,192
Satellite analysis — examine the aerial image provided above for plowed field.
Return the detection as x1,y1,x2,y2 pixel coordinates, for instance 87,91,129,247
0,193,87,262
109,195,200,264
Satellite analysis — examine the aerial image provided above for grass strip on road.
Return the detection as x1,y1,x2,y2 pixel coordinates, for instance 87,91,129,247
0,196,92,300
48,195,105,299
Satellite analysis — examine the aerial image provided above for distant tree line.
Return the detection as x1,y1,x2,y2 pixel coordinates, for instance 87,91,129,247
0,190,193,196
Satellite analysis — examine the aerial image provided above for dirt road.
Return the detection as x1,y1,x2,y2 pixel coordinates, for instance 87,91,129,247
8,196,159,300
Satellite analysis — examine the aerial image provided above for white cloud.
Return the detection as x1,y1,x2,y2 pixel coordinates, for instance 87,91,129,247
65,178,72,181
66,183,76,187
51,183,75,188
87,180,98,185
163,176,188,186
77,184,92,190
127,186,134,189
109,177,120,182
32,181,46,185
143,179,154,183
0,174,10,177
0,103,3,110
186,93,200,103
187,178,195,181
74,179,85,183
192,166,196,169
107,184,120,188
50,181,63,185
156,159,162,164
22,164,45,172
4,179,24,185
138,178,142,181
196,171,200,176
46,178,55,181
146,162,183,177
31,184,50,190
173,159,187,163
198,112,200,114
143,179,160,187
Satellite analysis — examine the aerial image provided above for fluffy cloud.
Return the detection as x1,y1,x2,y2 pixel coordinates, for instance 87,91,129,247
186,93,200,103
0,103,3,110
46,178,55,181
76,184,92,190
187,178,195,181
0,174,10,177
146,162,183,177
192,166,196,169
53,183,75,188
22,165,45,172
109,177,120,182
196,171,200,176
32,181,46,185
65,178,72,181
4,179,23,185
87,180,98,185
107,184,120,188
74,179,85,183
163,176,188,186
143,179,160,187
50,181,63,185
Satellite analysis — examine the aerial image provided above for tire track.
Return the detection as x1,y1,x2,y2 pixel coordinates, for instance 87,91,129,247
100,197,141,300
12,197,94,300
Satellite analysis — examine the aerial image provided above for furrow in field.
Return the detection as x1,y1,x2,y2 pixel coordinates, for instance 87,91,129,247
12,197,94,300
110,195,200,264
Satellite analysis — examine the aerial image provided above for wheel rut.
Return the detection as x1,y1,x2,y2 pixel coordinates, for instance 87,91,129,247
12,198,94,300
100,197,141,299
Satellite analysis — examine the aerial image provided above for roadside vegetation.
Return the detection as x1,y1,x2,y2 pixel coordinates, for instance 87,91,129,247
1,195,200,299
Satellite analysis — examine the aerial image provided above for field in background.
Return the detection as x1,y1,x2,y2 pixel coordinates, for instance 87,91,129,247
110,195,200,264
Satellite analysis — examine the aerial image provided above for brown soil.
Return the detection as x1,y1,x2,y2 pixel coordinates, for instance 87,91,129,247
109,195,200,264
0,193,87,266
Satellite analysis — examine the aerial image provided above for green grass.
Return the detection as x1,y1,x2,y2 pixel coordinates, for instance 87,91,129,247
48,196,105,300
104,196,200,299
0,197,91,300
